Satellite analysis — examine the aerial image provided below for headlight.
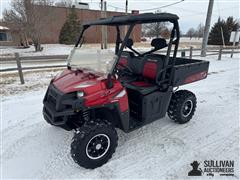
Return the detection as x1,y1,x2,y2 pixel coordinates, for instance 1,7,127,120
76,91,84,98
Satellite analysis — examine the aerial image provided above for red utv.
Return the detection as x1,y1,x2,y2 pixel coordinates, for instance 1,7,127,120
43,13,209,169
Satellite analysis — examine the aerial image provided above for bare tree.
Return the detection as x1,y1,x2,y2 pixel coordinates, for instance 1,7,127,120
145,22,169,38
196,23,204,39
160,28,171,39
55,0,72,7
3,0,54,51
185,24,204,39
142,10,170,38
142,20,170,38
186,28,195,39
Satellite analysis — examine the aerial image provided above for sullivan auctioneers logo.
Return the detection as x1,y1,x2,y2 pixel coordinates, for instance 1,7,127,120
188,160,234,177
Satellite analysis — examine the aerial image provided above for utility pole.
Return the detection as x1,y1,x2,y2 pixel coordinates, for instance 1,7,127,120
103,1,108,49
201,0,214,57
220,27,225,47
125,0,128,15
125,0,128,35
101,0,104,49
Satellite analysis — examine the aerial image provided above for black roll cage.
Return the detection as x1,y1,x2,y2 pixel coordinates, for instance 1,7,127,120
75,13,180,87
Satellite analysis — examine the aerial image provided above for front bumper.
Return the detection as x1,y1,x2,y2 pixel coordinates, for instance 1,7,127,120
43,84,84,126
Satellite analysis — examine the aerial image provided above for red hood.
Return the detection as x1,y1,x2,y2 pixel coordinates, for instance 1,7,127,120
53,69,105,94
50,69,127,112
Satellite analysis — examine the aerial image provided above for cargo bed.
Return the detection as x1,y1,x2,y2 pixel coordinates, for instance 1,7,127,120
171,57,209,87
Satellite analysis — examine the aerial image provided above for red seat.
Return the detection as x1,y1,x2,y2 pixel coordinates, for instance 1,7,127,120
118,51,139,83
118,56,128,67
117,51,133,68
143,61,158,80
125,58,161,94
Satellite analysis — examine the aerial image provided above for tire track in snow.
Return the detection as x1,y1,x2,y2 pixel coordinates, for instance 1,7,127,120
34,119,186,179
2,122,46,160
38,133,75,179
2,122,72,179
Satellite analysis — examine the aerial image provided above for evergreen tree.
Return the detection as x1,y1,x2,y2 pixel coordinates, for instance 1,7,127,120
59,7,81,44
208,16,239,45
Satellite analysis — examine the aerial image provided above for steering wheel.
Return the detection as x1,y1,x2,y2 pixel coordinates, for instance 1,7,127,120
117,63,134,76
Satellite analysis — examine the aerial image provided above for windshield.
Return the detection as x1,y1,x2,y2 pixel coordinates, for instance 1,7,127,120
67,47,116,74
67,24,119,74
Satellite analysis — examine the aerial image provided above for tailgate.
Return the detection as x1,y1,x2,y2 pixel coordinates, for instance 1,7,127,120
172,58,209,87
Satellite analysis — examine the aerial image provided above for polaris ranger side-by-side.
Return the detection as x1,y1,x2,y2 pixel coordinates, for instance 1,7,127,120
43,13,209,169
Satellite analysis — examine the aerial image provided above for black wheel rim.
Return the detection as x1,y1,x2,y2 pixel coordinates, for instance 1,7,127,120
86,134,110,160
182,100,193,117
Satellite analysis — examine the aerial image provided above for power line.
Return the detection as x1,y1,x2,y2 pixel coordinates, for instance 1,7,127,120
140,0,185,12
107,0,185,12
107,4,125,10
89,0,238,15
164,5,239,20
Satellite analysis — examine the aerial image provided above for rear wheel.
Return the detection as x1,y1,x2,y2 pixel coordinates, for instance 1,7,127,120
71,120,118,169
168,90,197,124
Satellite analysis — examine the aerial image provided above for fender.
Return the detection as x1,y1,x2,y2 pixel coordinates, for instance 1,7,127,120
87,103,130,132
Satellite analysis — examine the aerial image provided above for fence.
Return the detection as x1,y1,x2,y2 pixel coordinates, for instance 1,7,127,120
1,46,239,84
1,54,68,84
178,46,240,59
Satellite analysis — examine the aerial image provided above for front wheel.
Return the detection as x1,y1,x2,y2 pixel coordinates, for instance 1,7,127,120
71,120,118,169
168,90,197,124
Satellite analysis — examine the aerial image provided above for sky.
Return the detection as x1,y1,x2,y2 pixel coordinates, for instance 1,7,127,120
0,0,239,33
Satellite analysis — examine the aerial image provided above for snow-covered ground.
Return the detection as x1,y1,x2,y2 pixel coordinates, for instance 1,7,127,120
1,55,239,179
0,38,204,58
0,44,74,57
0,44,116,58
